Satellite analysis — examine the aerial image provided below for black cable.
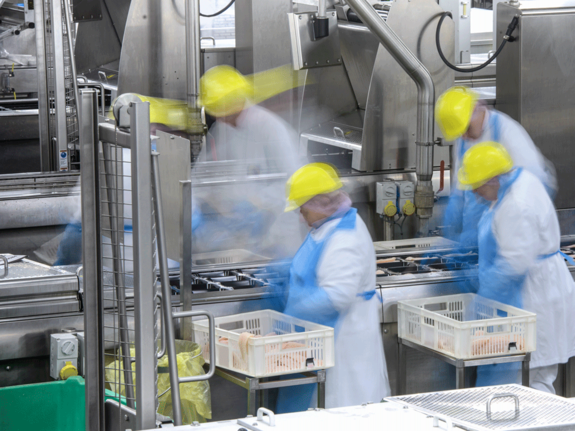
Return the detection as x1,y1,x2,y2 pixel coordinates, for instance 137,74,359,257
436,12,519,73
200,0,235,18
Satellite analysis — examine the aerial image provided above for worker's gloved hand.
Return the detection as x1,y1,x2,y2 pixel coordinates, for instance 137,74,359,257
54,222,83,266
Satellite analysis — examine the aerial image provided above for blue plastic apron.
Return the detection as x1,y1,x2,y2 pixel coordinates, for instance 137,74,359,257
474,168,573,386
276,208,380,413
444,112,501,248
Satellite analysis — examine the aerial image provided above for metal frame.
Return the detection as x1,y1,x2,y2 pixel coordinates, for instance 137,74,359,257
80,89,104,431
397,337,531,394
215,367,327,417
82,96,158,430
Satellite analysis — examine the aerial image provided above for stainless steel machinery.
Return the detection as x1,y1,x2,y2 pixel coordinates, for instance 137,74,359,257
496,0,575,215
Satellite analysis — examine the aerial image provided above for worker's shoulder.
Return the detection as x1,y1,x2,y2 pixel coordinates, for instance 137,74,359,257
501,169,548,209
492,109,529,134
325,213,373,252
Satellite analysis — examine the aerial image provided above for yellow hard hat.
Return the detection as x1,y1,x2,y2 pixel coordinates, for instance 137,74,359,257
198,65,254,117
457,141,514,190
285,163,343,212
436,86,479,141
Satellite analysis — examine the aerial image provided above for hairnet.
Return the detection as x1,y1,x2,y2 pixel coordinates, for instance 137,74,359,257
301,190,352,218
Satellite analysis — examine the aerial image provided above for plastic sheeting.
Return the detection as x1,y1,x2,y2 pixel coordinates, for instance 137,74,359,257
105,340,211,424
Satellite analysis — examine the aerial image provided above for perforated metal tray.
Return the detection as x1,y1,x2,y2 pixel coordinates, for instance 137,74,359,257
386,384,575,430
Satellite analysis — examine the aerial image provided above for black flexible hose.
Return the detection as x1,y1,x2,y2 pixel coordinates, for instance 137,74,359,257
436,12,519,73
200,0,236,18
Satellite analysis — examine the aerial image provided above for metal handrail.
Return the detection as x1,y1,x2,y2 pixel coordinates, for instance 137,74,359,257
151,151,215,426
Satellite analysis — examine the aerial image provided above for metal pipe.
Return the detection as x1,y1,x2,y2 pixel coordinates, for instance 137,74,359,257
180,180,193,341
185,0,200,107
345,0,436,227
63,0,80,119
151,151,184,426
318,0,327,18
130,101,158,429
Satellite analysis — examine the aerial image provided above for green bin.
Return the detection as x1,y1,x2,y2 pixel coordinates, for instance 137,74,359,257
0,377,86,431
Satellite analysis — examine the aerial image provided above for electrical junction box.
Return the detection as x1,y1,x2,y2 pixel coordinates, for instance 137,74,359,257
50,333,78,380
396,181,416,215
376,181,398,216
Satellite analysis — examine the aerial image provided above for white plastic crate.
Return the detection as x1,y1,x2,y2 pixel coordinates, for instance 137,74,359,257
398,293,536,360
192,309,335,377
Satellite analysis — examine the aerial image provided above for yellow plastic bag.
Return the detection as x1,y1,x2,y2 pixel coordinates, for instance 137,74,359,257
157,340,212,423
104,340,211,424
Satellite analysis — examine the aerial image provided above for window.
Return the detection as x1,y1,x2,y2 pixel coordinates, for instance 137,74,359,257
200,0,235,42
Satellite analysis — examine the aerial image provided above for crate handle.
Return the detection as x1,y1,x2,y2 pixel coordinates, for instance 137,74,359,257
432,414,453,430
486,393,520,417
257,408,276,427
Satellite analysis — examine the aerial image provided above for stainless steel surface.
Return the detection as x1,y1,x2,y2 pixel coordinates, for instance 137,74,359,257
288,11,341,70
0,258,79,318
152,150,183,426
358,0,453,175
180,180,192,340
80,89,104,431
130,101,157,429
338,22,380,109
185,0,200,108
496,1,575,210
155,131,191,261
348,0,453,224
439,0,471,64
34,0,50,172
118,0,187,99
98,120,131,148
0,110,39,141
0,67,38,94
63,0,80,121
49,0,69,170
235,0,293,75
387,384,575,430
201,46,235,74
104,399,137,431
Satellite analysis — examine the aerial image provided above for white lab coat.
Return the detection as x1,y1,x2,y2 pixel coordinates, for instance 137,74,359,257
492,170,575,368
312,213,391,407
192,105,306,257
452,109,556,194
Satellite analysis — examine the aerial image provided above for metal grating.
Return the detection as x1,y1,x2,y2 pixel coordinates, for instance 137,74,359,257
99,142,160,423
387,384,575,430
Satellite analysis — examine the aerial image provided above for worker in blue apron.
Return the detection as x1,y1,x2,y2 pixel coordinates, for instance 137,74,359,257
275,163,390,412
437,86,557,250
457,142,575,393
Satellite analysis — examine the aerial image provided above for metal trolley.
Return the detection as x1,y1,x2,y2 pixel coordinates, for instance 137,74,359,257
79,90,215,431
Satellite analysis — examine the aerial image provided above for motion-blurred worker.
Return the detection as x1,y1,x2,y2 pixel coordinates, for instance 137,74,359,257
457,142,575,393
276,163,390,411
192,65,305,258
436,86,556,247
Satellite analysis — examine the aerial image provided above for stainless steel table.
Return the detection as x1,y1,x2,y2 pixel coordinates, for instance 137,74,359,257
215,367,327,416
398,337,530,394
